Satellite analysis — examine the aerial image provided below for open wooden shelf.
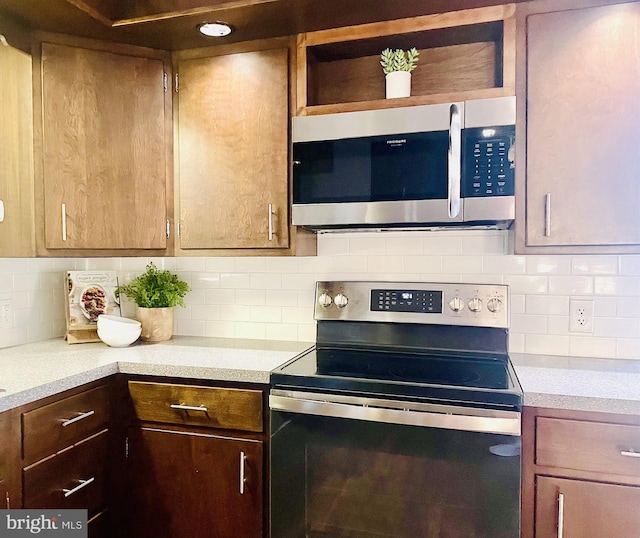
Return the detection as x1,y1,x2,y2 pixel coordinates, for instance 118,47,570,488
296,5,516,115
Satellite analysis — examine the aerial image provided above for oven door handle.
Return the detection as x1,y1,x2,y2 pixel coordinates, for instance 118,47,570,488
269,393,520,436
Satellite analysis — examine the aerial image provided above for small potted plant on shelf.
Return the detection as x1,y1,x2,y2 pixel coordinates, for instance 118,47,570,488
116,262,191,342
380,47,420,99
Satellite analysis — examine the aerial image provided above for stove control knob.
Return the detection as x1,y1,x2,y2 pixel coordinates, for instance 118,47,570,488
334,293,349,308
449,296,464,312
468,297,483,312
318,292,333,308
487,297,503,313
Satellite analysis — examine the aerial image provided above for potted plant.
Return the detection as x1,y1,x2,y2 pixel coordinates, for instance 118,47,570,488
380,47,420,99
116,262,191,342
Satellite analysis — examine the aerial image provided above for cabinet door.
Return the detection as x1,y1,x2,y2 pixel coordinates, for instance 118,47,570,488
177,48,289,249
0,42,34,257
41,43,168,250
536,476,640,538
127,427,263,538
524,3,640,249
0,409,21,509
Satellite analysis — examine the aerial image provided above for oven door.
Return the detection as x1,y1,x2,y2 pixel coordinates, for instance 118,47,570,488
270,390,521,538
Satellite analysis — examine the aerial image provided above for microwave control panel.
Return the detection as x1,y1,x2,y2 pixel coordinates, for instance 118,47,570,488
463,125,515,198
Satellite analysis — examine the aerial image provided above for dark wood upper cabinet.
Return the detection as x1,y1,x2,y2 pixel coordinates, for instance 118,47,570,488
515,0,640,253
33,39,173,255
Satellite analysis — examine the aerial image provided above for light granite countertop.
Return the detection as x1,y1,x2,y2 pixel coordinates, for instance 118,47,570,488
1,337,639,416
0,336,310,412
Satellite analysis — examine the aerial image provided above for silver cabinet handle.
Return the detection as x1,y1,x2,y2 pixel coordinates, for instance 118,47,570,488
169,404,208,413
239,451,247,495
5,491,9,510
61,410,95,428
621,450,640,458
544,193,551,237
63,477,95,498
447,103,462,219
557,492,564,538
61,203,67,241
268,203,275,241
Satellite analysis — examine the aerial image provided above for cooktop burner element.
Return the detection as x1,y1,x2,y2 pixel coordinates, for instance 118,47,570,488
271,281,522,410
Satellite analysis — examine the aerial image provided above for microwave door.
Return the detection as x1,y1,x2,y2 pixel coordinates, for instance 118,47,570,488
292,132,463,228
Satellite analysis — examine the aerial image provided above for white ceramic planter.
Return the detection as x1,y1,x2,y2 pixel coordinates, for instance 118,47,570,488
385,71,411,99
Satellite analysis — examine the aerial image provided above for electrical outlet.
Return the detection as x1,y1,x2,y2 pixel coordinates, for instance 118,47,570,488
569,299,594,333
0,299,11,328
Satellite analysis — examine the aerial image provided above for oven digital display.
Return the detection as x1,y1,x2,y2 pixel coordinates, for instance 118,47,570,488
371,290,443,313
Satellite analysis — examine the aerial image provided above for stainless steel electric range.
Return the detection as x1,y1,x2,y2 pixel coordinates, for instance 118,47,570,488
270,281,522,538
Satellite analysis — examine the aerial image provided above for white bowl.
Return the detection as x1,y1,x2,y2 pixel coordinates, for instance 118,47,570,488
97,315,141,347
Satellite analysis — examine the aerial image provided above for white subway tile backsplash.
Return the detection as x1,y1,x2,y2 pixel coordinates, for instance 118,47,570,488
510,314,548,334
235,322,266,340
483,256,526,275
504,275,548,295
422,235,464,255
572,256,618,275
349,237,386,255
442,256,483,274
548,276,593,295
249,273,282,290
237,289,265,306
204,289,235,305
595,276,640,296
617,338,640,359
403,256,442,274
525,334,570,355
526,256,571,275
594,317,640,338
220,305,251,322
1,234,640,355
526,295,569,315
462,233,506,255
570,336,617,358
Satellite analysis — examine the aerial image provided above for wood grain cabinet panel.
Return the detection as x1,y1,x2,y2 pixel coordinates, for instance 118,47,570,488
0,42,34,257
22,384,111,464
127,427,263,538
23,429,108,512
536,417,640,477
176,47,290,250
39,42,169,251
535,476,640,538
0,408,21,509
128,381,263,432
517,1,640,253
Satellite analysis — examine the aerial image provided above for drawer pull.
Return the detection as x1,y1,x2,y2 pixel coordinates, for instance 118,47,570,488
170,404,208,413
61,410,95,427
239,451,247,495
557,492,564,538
63,477,95,498
621,450,640,458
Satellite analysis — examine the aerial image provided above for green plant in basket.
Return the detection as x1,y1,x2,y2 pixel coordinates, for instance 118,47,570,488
380,48,420,74
116,262,190,308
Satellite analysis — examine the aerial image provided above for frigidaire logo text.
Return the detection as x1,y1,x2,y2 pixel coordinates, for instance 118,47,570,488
5,514,83,535
386,139,407,145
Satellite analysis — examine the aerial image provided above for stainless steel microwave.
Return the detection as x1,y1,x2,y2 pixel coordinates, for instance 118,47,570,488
292,96,516,231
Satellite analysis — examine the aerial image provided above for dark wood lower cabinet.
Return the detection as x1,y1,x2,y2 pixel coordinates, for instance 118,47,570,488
535,476,640,538
127,427,263,538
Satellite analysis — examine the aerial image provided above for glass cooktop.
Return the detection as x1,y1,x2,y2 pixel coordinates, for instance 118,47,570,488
271,346,523,410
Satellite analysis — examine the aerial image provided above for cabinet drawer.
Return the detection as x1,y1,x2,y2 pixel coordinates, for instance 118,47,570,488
537,417,640,477
23,385,111,463
128,381,263,433
23,429,108,512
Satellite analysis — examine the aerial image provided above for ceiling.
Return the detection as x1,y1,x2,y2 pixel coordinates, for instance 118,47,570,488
0,0,526,51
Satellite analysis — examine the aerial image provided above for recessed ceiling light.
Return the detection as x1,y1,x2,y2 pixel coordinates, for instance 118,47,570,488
198,22,233,37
